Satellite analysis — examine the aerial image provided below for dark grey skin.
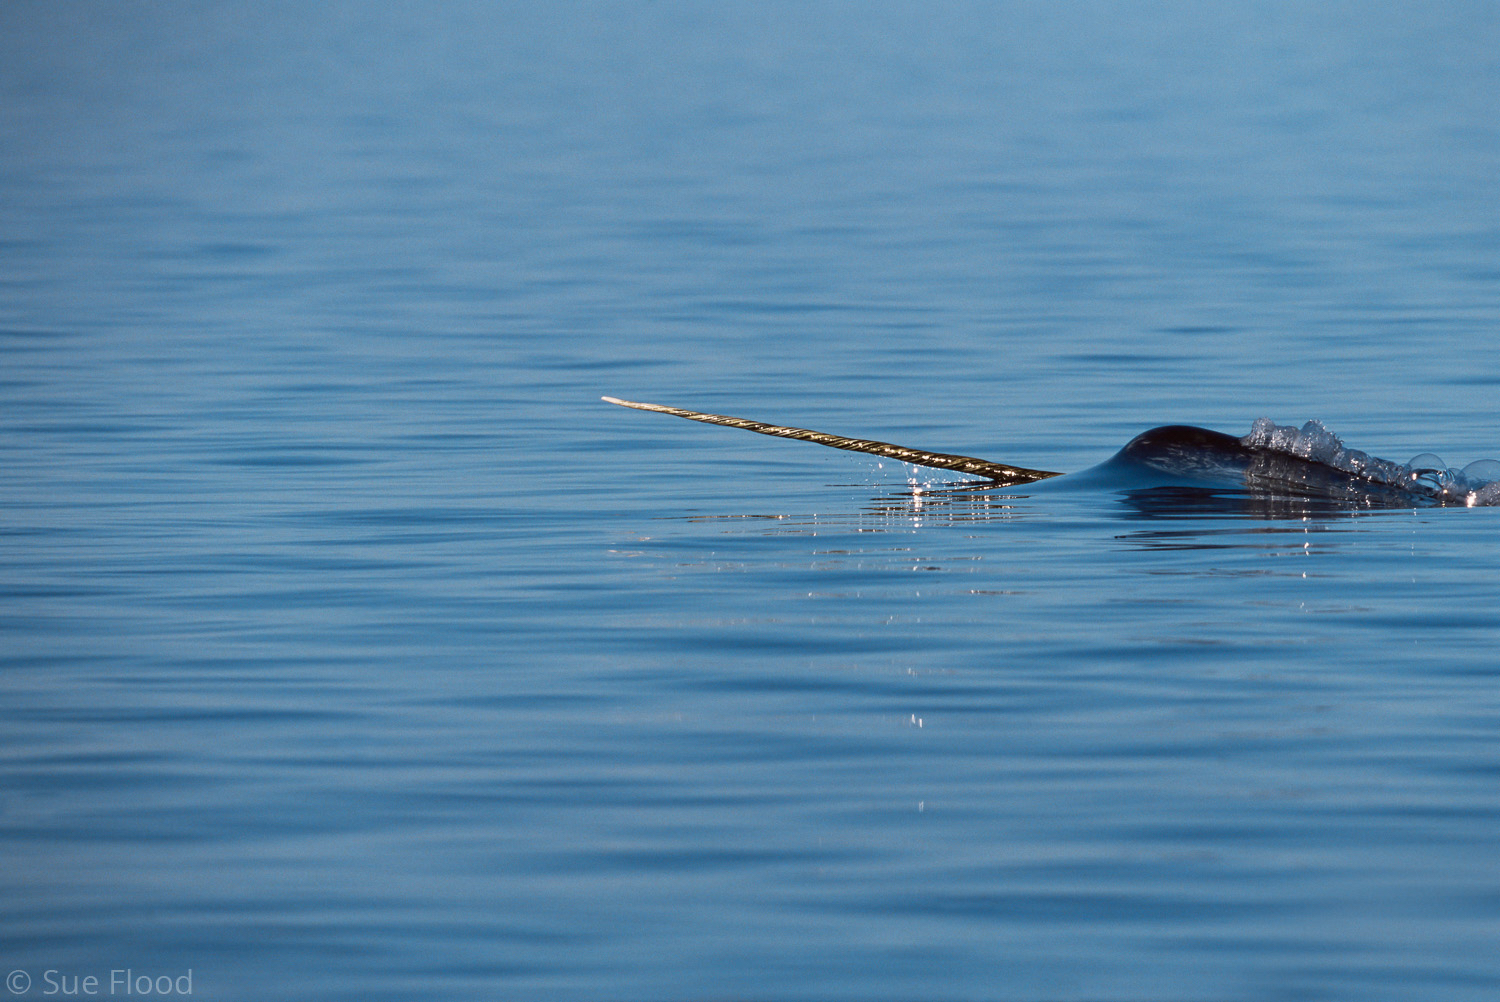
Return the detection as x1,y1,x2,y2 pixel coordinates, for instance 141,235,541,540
603,397,1434,509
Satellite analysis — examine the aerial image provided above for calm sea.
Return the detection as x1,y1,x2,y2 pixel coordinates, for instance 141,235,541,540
3,3,1498,1000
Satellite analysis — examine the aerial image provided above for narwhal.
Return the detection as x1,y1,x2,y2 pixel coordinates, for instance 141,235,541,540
603,396,1500,508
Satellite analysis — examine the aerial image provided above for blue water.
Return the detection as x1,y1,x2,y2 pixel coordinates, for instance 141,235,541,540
3,4,1499,1000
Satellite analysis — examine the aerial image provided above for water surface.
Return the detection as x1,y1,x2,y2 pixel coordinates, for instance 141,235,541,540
2,4,1499,1000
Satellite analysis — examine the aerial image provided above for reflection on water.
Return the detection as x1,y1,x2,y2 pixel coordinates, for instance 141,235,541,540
669,478,1402,573
1109,484,1409,520
860,478,1422,526
861,480,1027,524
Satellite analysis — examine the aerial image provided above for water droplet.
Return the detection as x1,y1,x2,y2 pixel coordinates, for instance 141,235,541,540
1462,459,1500,486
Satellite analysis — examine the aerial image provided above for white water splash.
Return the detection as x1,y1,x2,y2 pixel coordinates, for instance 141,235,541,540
1243,419,1500,507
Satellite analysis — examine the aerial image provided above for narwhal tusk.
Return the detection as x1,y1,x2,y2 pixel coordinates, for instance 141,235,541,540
602,396,1062,485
